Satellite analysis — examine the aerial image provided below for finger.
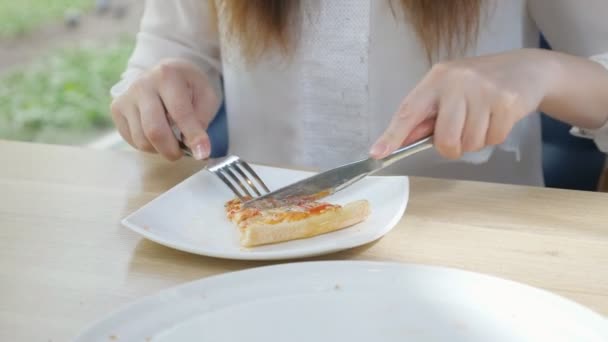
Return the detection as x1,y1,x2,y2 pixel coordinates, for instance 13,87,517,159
486,93,526,146
370,65,447,159
114,114,133,147
110,100,134,146
125,105,155,153
185,67,220,121
157,66,211,160
461,98,490,152
138,88,183,161
402,118,435,146
370,89,438,159
434,92,467,159
486,106,515,146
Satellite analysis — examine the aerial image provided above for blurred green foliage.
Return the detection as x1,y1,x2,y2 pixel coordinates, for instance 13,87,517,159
0,0,92,37
0,39,133,144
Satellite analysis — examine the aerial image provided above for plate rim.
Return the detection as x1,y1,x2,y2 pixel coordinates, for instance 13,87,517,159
73,260,608,341
121,165,409,260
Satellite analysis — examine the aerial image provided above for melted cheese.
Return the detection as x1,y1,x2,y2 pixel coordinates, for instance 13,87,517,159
225,199,340,228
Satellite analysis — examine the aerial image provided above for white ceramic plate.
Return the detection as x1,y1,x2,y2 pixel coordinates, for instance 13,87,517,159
74,261,608,342
122,165,408,260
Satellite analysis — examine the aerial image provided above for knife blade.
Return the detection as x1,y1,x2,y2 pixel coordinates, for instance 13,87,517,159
242,136,433,209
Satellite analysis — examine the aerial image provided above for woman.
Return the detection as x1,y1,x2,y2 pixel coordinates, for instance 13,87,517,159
110,0,608,186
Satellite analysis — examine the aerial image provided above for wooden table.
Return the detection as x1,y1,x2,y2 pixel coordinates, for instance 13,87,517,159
1,140,607,341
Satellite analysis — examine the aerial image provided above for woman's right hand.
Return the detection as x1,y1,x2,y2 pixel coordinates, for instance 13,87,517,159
110,59,220,161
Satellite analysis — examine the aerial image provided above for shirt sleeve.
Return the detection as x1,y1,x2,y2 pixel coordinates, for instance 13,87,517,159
110,0,222,100
527,0,608,56
570,101,608,153
527,0,608,152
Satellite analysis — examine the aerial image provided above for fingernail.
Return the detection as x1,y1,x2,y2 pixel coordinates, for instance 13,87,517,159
370,143,389,158
192,142,210,160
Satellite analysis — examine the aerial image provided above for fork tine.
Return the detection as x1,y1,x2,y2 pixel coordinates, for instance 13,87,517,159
223,167,253,198
205,155,270,199
232,163,262,197
215,170,245,200
238,160,270,193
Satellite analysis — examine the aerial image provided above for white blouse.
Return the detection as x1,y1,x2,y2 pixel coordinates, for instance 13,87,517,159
112,0,608,186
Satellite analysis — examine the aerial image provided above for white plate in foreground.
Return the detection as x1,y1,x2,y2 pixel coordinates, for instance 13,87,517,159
74,261,608,342
122,165,408,260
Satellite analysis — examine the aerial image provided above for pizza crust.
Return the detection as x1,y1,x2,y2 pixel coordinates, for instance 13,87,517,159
239,200,370,247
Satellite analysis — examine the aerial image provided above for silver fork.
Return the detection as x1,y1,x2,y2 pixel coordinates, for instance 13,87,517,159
173,127,270,200
205,155,271,200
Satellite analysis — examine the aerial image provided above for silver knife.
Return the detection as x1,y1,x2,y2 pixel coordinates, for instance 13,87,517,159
242,136,433,209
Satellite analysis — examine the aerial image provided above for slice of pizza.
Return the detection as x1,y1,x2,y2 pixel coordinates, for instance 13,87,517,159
225,198,371,247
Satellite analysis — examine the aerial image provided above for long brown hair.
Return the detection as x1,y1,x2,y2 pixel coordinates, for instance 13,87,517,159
216,0,482,63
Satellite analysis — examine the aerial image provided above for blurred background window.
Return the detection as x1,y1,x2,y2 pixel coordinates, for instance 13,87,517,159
0,0,140,146
0,0,231,156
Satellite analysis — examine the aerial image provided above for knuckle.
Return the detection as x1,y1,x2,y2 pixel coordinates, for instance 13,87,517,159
396,104,418,121
499,90,518,107
155,59,182,81
136,74,155,90
128,79,147,97
477,79,498,96
499,91,526,117
430,62,450,75
143,122,167,142
454,67,483,84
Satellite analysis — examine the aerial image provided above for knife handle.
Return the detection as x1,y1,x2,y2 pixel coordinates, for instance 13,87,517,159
380,136,434,167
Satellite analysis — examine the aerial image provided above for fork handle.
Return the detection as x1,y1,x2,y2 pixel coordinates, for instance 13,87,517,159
379,136,434,168
171,125,193,157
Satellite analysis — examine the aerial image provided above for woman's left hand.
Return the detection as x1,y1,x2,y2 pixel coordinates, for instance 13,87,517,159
370,48,557,159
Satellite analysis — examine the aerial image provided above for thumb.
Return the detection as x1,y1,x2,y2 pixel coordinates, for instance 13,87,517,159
187,65,221,129
158,70,211,160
